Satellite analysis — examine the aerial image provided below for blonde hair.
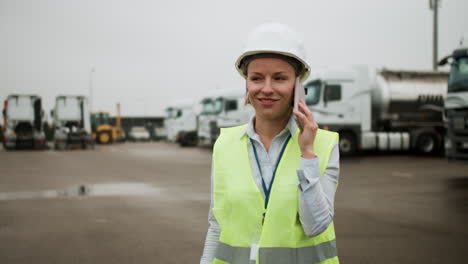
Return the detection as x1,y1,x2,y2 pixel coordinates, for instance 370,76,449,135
240,53,304,77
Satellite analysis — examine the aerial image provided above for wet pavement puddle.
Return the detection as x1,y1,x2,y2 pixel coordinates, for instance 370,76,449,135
0,182,160,201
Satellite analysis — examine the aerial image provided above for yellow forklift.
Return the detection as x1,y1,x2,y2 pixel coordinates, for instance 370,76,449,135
91,103,123,144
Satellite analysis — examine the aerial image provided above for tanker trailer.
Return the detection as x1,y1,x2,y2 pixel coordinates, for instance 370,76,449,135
304,66,448,156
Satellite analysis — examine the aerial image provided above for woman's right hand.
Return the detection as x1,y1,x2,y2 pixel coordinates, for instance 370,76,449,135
293,99,318,159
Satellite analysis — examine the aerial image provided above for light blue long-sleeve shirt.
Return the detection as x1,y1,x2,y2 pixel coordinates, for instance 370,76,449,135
200,115,340,264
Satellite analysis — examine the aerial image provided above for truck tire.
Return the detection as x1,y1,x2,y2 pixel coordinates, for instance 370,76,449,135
416,132,440,155
181,132,197,147
3,141,13,151
339,132,357,156
32,140,38,150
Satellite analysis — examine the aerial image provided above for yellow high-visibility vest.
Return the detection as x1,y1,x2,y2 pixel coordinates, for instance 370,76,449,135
212,125,339,264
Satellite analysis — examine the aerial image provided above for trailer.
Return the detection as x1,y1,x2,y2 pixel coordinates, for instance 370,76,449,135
439,47,468,161
2,94,46,150
51,95,93,150
305,66,448,155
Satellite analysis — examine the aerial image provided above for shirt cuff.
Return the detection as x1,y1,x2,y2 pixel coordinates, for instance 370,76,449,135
297,157,320,191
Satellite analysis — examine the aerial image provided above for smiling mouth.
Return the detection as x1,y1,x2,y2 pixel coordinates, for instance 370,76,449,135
258,98,278,106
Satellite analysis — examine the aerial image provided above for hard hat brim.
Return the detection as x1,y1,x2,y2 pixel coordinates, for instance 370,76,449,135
235,50,310,82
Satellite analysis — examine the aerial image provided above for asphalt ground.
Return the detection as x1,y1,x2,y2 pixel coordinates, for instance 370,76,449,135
0,142,467,264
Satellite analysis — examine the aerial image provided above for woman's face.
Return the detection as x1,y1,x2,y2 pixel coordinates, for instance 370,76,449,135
246,57,296,121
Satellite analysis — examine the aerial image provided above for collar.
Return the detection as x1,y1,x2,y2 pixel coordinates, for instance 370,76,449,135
240,114,298,139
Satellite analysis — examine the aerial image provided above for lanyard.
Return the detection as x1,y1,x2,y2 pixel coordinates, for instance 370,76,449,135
250,134,291,212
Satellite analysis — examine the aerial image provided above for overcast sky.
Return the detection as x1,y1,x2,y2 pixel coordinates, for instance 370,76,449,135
1,0,468,121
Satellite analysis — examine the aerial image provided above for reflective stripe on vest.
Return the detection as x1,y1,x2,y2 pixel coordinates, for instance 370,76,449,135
212,125,339,264
214,242,250,264
215,240,337,264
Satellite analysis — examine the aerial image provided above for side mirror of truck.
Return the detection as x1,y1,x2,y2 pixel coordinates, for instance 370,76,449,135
50,110,54,117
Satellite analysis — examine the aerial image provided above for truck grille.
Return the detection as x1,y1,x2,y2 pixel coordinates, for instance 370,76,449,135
453,116,465,130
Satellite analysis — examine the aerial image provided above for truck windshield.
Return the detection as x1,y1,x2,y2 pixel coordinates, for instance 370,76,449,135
56,98,81,120
201,100,215,115
213,98,223,114
448,57,468,92
7,96,34,121
305,81,321,105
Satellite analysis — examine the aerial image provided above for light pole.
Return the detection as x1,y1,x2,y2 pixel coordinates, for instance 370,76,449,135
89,67,95,112
429,0,440,70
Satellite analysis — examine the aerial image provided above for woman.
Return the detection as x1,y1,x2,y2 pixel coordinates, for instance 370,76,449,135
200,23,340,264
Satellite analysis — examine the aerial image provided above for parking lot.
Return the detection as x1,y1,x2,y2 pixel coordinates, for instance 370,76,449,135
0,142,467,264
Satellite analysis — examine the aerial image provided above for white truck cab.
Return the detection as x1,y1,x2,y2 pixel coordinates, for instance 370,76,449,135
215,89,254,129
197,94,218,147
2,94,46,150
197,88,253,147
164,100,199,146
439,47,468,161
51,95,93,150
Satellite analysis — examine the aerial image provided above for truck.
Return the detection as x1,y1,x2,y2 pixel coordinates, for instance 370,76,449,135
304,66,448,156
2,94,46,150
197,95,218,147
197,88,253,147
164,106,177,142
439,47,468,161
164,100,199,146
51,95,93,150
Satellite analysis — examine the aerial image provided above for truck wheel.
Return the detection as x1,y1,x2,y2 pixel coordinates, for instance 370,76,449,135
416,132,440,155
339,132,357,156
185,132,197,147
179,138,188,147
3,142,13,151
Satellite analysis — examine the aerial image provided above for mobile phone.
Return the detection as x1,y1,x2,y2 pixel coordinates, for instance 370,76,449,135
293,77,306,113
293,77,306,130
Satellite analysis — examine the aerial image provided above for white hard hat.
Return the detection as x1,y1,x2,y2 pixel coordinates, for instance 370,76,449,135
235,23,311,82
